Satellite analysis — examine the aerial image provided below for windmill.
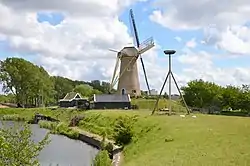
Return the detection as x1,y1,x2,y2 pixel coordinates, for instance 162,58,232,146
109,9,155,96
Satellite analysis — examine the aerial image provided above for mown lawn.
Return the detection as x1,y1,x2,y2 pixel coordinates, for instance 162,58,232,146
131,98,186,112
80,110,250,166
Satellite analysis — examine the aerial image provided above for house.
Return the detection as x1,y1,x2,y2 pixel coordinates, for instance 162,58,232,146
93,94,131,109
149,89,158,95
59,92,89,108
171,94,180,101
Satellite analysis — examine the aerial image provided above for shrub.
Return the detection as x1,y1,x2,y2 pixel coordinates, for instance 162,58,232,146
54,122,79,139
0,122,50,165
92,150,112,166
113,115,137,146
38,120,57,130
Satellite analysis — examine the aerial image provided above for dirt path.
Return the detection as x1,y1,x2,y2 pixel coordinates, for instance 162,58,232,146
0,104,10,108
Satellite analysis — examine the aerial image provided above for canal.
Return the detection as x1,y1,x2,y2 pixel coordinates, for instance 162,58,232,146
0,121,99,166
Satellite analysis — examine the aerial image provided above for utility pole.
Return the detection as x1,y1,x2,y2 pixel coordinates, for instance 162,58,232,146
151,50,190,115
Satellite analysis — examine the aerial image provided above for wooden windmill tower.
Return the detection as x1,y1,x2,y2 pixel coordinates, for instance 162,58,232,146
109,9,155,97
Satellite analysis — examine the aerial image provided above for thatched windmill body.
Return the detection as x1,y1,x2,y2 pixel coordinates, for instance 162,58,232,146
109,9,155,96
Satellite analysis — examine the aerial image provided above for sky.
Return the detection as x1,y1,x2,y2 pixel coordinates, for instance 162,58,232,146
1,0,250,93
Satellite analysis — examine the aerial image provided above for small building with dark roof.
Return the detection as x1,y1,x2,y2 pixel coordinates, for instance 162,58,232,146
93,94,131,109
59,92,89,108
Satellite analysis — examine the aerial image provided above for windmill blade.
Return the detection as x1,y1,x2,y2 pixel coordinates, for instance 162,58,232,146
112,56,137,87
129,9,140,48
108,49,119,53
110,55,120,91
139,37,155,54
129,9,152,95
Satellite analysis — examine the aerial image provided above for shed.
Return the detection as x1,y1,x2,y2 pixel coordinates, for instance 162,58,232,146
59,92,89,108
93,94,131,109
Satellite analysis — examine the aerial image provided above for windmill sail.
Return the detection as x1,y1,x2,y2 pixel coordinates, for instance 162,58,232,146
139,37,155,54
129,9,151,95
129,9,140,47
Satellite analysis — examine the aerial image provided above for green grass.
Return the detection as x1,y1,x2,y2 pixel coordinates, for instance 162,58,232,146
38,120,79,139
0,108,84,122
79,110,250,166
1,101,250,166
131,98,186,112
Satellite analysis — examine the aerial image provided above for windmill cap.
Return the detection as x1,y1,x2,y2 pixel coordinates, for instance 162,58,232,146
164,50,176,55
120,47,138,57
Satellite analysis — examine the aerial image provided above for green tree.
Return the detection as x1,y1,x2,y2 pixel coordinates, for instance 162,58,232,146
0,58,55,106
0,123,50,165
53,76,74,100
220,85,241,110
181,79,222,108
237,85,250,112
73,84,94,97
0,58,34,104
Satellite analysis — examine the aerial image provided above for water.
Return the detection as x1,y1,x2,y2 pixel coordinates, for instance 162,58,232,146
0,121,99,166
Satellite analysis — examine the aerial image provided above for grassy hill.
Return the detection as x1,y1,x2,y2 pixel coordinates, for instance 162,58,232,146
79,110,250,166
1,103,250,166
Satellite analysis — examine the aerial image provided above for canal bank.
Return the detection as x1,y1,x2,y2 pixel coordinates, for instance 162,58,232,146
1,113,123,166
72,127,123,166
33,113,123,166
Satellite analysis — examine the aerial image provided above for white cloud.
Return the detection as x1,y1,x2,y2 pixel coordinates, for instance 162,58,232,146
0,0,167,92
150,0,250,30
150,0,250,55
185,38,196,48
177,48,250,87
1,0,250,95
174,36,182,42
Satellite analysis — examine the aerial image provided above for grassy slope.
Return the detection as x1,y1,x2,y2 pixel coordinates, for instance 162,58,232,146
80,110,250,166
1,99,250,166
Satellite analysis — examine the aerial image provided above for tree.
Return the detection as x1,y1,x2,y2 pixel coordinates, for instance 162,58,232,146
0,58,35,104
163,92,169,99
0,58,55,106
53,76,74,100
0,123,50,165
73,84,94,97
220,85,241,110
181,79,222,108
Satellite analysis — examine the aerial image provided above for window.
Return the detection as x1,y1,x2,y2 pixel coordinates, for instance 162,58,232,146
132,90,136,94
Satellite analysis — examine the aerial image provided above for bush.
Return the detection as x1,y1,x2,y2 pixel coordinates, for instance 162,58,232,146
38,120,57,130
113,115,137,146
92,150,112,166
0,122,50,165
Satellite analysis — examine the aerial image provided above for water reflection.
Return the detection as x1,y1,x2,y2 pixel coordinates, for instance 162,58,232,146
1,121,98,166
